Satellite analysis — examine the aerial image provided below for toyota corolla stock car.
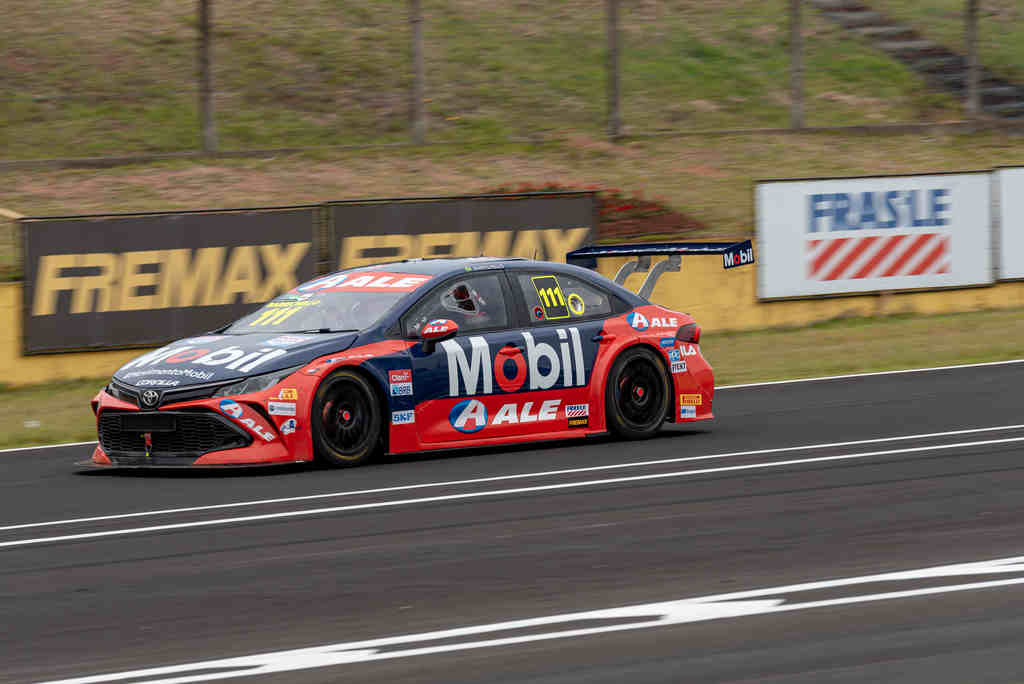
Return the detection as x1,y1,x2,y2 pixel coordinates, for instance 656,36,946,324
90,245,751,468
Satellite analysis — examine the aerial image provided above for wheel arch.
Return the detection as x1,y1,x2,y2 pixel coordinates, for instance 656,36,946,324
311,362,391,457
601,340,675,431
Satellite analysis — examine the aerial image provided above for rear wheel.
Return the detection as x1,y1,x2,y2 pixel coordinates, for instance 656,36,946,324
605,346,670,440
312,369,383,467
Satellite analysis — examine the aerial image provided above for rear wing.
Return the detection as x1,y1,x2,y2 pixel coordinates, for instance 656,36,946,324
566,240,754,299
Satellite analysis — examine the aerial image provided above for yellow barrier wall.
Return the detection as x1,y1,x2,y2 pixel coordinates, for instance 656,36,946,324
0,282,151,386
4,241,1024,386
596,239,1024,332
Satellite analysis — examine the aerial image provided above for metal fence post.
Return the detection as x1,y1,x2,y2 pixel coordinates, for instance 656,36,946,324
966,0,980,120
606,0,622,140
790,0,805,129
410,0,427,144
198,0,218,154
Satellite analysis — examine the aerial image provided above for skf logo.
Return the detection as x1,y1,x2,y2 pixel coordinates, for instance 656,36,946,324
338,228,591,269
31,243,310,316
392,410,415,425
441,328,586,397
723,241,755,269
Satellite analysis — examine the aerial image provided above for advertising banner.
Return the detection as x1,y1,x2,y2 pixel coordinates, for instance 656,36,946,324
997,167,1024,280
22,208,317,353
329,192,596,270
756,173,993,299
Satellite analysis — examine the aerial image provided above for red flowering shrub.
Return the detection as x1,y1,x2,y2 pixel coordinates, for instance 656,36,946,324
479,183,708,241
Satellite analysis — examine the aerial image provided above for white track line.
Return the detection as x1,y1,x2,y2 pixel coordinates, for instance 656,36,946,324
4,434,1024,550
5,423,1022,533
36,555,1024,683
7,357,1024,454
0,440,95,454
716,358,1024,389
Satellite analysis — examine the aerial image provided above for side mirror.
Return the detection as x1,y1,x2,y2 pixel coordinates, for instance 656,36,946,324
421,319,458,354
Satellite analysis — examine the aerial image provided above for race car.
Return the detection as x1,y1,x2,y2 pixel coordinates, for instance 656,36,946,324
90,244,751,468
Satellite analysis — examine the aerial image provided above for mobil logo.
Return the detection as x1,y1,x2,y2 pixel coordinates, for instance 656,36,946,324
626,312,649,331
122,344,287,374
723,244,755,269
449,399,488,433
441,328,586,397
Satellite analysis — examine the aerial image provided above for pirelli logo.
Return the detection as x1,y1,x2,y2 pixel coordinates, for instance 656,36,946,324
31,243,311,315
680,394,703,406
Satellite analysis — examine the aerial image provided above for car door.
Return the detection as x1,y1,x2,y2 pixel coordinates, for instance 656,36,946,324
507,268,628,433
403,270,530,445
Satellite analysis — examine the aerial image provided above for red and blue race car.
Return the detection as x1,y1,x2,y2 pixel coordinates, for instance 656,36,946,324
90,242,753,467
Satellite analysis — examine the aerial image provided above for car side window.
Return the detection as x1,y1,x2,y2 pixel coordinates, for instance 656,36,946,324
514,272,614,324
404,273,510,336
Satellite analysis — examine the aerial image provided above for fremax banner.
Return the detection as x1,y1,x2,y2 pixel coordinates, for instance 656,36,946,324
997,167,1024,280
22,208,318,354
756,173,993,299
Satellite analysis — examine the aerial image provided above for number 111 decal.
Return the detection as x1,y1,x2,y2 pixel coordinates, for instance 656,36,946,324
531,275,570,319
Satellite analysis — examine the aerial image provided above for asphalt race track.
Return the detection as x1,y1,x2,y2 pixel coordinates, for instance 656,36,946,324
4,361,1024,683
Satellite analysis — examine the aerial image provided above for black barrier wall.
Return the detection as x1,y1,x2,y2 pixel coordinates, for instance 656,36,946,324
22,208,317,353
329,193,596,269
20,192,597,354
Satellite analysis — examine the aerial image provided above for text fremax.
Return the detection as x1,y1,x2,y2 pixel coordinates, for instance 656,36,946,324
442,328,586,397
31,243,310,316
808,189,950,233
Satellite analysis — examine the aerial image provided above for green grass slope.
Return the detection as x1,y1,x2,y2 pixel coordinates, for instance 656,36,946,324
2,0,963,159
873,0,1024,82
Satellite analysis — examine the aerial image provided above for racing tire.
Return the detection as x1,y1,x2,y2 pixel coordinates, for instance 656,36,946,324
605,346,670,440
312,369,384,467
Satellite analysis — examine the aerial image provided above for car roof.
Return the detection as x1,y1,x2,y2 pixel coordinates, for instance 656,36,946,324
333,256,613,278
337,256,519,276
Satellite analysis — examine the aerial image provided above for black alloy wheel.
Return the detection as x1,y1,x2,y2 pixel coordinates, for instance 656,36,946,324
605,346,670,440
312,369,383,467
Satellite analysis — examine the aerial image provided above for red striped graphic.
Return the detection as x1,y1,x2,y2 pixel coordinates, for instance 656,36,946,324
823,235,879,281
850,234,907,280
807,233,951,281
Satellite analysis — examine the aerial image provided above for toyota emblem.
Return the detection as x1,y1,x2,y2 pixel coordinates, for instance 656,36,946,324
141,390,160,408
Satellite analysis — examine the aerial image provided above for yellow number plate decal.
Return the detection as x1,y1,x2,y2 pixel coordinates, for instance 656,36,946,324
530,275,569,319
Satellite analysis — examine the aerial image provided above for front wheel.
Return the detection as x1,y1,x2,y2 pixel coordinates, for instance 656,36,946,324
605,346,670,440
312,369,383,467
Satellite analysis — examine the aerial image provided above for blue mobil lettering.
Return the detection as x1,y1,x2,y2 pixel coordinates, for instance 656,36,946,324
808,189,950,232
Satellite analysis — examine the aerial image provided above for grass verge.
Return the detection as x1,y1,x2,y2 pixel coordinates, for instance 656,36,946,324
2,0,962,159
3,307,1021,451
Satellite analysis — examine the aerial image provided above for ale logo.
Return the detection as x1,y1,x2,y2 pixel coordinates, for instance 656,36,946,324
627,312,649,331
219,399,243,419
449,399,488,433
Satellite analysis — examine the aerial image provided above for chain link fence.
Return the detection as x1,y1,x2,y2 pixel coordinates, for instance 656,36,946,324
2,0,1005,161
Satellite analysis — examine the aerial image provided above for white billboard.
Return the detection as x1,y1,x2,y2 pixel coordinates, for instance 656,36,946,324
756,173,993,299
997,167,1024,280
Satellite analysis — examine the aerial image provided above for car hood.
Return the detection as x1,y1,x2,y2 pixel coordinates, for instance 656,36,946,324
112,332,359,388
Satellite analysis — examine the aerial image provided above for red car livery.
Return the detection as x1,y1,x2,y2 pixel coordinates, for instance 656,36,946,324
90,243,752,468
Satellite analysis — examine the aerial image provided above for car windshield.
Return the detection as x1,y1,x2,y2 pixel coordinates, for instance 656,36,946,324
222,271,435,334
